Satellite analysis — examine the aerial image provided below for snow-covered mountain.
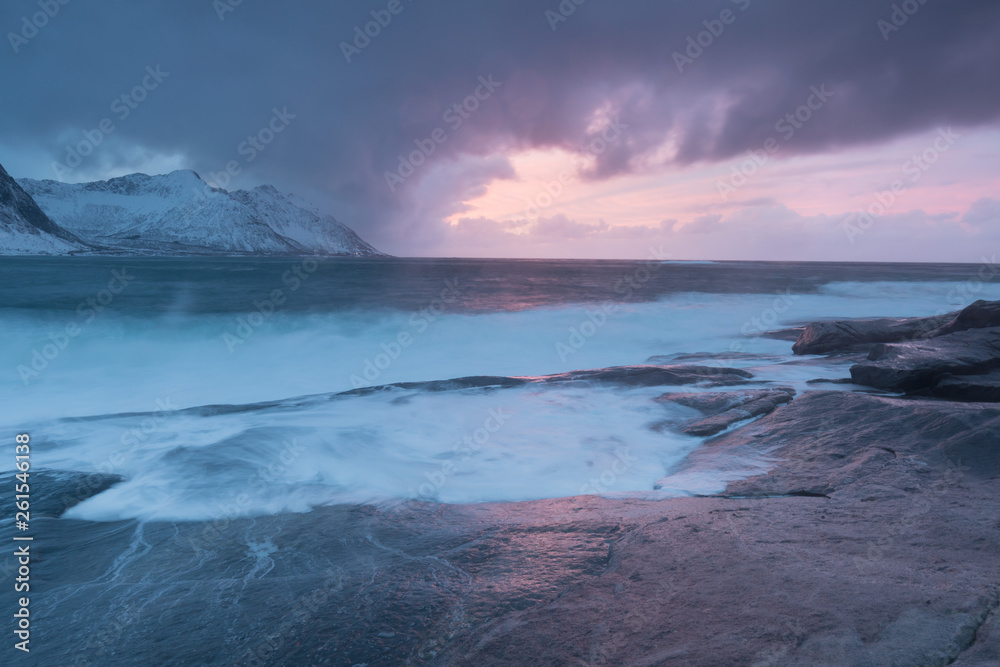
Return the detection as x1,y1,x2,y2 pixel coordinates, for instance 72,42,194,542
0,162,87,254
17,170,384,256
231,185,381,256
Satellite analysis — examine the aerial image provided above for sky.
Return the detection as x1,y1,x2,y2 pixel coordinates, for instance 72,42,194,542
1,0,998,261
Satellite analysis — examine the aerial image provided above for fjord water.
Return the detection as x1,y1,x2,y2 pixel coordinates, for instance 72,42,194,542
3,257,998,521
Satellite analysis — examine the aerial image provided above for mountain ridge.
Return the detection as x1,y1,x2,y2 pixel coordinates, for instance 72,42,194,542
0,162,89,254
9,167,384,256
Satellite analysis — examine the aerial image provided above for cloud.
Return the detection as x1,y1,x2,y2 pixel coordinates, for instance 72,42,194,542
672,214,724,234
1,0,998,256
440,199,1000,262
962,197,1000,227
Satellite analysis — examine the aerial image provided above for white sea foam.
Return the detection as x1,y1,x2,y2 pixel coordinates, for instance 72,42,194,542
4,278,999,521
43,384,700,521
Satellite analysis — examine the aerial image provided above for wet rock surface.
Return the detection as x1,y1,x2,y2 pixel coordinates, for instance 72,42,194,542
340,364,756,397
9,390,1000,666
1,470,125,518
8,307,1000,665
850,327,1000,393
791,314,950,355
928,298,1000,337
537,364,755,388
655,387,795,436
791,299,1000,356
789,300,1000,401
437,391,1000,666
924,369,1000,402
664,390,1000,498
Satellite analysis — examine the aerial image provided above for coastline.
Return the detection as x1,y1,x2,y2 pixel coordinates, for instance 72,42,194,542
7,300,1000,664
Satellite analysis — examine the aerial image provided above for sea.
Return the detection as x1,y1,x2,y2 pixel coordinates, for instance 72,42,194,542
3,256,999,522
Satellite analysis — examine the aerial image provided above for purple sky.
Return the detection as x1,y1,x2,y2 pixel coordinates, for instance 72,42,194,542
2,0,998,260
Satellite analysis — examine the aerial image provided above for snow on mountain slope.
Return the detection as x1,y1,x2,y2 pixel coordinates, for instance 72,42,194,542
21,171,299,254
0,162,87,255
232,185,383,256
19,170,384,256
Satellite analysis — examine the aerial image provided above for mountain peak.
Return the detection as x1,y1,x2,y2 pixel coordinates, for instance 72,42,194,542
165,169,206,183
98,169,206,193
15,168,385,257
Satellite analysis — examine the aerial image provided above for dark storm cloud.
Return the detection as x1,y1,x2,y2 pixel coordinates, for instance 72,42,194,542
1,0,998,250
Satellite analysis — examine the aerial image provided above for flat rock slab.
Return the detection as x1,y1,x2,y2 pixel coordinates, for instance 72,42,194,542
792,314,951,355
11,391,1000,665
850,327,1000,392
342,375,530,396
792,299,1000,356
658,390,1000,498
655,387,795,436
439,494,1000,667
341,365,756,397
924,369,1000,402
805,377,857,385
539,364,754,388
648,351,786,364
0,470,125,518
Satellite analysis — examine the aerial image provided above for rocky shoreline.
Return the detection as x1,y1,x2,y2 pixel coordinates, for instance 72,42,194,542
8,302,1000,665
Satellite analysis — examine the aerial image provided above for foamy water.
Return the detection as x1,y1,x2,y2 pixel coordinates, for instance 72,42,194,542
3,257,997,521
